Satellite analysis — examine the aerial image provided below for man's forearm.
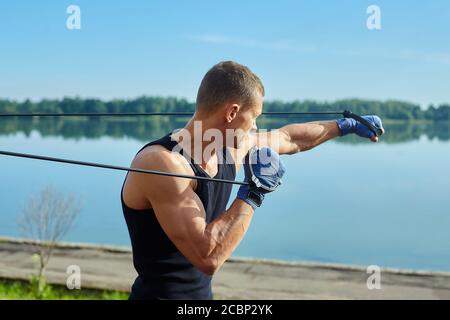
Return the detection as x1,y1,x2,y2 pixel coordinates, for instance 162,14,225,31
277,120,341,154
203,199,254,273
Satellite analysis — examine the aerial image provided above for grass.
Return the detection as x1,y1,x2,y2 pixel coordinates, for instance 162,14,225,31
0,278,129,300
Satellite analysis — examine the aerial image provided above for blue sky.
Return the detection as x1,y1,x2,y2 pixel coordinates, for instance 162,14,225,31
0,1,449,107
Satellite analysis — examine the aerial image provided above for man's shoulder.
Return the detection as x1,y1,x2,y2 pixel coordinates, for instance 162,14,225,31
130,145,196,199
132,144,193,180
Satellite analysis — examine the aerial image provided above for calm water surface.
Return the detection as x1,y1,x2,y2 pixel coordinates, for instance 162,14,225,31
1,118,449,272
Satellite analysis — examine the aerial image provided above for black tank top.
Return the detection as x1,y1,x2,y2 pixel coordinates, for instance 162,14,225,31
121,132,236,299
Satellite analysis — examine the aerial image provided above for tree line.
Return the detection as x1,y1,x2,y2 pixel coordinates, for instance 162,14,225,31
0,97,449,121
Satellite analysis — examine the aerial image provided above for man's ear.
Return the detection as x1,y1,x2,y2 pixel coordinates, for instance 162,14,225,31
225,103,240,123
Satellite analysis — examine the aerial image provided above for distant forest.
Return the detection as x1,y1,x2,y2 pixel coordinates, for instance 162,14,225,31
1,97,450,121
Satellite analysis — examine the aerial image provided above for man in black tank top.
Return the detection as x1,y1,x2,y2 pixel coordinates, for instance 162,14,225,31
121,61,384,299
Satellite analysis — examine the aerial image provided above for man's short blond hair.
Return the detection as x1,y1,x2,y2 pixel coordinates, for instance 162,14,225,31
196,61,265,112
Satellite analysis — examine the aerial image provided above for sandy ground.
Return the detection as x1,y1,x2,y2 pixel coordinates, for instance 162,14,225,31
1,237,449,299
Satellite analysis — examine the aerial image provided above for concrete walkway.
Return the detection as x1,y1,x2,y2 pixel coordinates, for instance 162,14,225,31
1,237,449,299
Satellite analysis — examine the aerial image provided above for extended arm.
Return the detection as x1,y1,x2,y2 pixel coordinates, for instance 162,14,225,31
275,120,341,154
253,117,383,156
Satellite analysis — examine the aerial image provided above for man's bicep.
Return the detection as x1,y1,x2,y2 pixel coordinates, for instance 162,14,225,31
141,174,212,269
149,180,206,244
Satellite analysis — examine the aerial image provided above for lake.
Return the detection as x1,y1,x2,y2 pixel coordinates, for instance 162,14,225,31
1,117,449,272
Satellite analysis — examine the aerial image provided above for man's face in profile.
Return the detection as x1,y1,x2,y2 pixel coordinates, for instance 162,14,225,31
227,93,263,149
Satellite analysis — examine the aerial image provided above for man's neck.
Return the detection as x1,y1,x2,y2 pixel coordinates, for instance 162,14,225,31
172,113,224,168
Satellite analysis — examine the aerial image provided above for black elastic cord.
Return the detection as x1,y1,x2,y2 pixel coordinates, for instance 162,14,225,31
0,110,383,185
0,150,249,186
0,111,344,117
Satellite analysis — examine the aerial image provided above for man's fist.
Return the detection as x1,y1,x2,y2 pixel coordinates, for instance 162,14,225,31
237,147,286,209
336,115,385,142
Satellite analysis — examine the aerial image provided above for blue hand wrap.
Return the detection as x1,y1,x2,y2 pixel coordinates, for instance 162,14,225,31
336,115,383,139
237,147,286,209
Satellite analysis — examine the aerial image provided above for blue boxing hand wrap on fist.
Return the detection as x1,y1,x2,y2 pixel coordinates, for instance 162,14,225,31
336,115,383,139
237,147,286,209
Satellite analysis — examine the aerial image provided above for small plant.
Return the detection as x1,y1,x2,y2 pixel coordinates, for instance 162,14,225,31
29,272,53,299
17,185,82,299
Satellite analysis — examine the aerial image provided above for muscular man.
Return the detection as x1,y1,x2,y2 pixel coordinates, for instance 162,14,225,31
121,61,384,299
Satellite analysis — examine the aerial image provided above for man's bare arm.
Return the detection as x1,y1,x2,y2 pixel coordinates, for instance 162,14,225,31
232,121,340,171
131,148,254,275
275,120,341,154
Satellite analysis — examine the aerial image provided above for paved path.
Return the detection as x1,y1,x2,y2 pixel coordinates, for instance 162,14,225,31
1,237,449,299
